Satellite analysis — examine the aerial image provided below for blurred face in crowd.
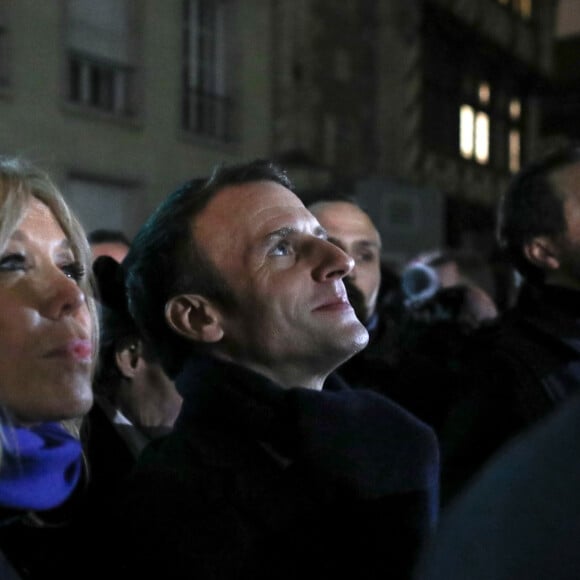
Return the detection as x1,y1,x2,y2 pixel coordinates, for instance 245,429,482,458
115,338,182,436
545,161,580,289
170,181,368,390
0,198,93,423
91,241,130,263
309,201,382,324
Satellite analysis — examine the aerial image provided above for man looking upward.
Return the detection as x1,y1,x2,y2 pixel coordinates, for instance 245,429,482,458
93,160,438,579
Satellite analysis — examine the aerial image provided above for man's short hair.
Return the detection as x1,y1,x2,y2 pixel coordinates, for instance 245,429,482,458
497,144,580,283
124,160,293,378
88,228,131,247
306,192,366,214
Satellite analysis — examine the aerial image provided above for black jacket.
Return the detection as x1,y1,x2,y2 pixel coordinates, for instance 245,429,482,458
441,283,580,502
416,390,580,580
94,356,439,579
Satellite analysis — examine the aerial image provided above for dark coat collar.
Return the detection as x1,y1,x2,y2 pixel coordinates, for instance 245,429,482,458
173,355,438,499
511,284,580,354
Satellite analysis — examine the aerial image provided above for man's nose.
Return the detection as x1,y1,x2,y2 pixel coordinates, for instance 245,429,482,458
311,238,355,282
42,269,86,320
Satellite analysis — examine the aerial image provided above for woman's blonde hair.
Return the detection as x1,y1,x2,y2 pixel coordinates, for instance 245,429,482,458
0,157,98,463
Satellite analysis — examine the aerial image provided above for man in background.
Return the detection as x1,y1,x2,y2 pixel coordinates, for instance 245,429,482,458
440,144,580,501
88,228,131,263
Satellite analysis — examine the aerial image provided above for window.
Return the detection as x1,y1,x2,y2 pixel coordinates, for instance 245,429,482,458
66,0,135,116
508,98,522,173
460,106,475,158
459,82,490,165
519,0,532,19
65,176,140,236
183,0,233,140
496,0,533,20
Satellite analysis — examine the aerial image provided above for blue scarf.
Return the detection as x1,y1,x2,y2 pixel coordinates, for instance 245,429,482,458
0,422,82,511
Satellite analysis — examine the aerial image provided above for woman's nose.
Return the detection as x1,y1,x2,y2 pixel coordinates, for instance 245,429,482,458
42,270,86,320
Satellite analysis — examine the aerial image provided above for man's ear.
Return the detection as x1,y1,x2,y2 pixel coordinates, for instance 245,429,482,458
165,294,224,343
115,340,142,380
523,236,561,272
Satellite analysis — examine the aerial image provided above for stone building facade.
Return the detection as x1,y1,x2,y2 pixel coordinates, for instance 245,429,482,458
0,0,560,260
270,0,559,260
0,0,274,237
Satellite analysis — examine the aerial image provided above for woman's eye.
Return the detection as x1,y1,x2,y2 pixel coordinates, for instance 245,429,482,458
0,253,27,271
61,261,85,282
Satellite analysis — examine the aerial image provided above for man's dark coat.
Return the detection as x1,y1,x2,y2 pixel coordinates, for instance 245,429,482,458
98,356,439,579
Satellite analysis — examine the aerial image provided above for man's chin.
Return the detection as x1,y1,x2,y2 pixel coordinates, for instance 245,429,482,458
353,322,370,350
338,319,369,361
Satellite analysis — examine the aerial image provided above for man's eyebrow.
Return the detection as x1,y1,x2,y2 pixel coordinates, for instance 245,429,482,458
354,240,381,249
265,225,328,242
265,227,295,242
328,236,347,251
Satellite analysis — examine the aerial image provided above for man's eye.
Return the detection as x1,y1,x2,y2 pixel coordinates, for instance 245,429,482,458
0,253,27,271
269,241,293,257
356,252,375,264
61,261,85,282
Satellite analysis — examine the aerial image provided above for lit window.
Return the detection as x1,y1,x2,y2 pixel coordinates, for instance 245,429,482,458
459,105,489,164
478,82,490,106
460,105,475,159
475,112,490,163
517,0,532,19
66,0,135,115
460,105,490,165
509,129,521,173
183,0,233,140
509,98,521,120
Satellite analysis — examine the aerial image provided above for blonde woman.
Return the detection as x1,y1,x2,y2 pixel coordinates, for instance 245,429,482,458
0,158,97,578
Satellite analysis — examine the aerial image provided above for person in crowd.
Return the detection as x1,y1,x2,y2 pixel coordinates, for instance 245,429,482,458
88,228,130,263
81,255,182,509
0,157,97,577
403,250,498,324
91,160,439,579
307,198,383,328
415,389,580,580
307,199,401,378
308,199,493,431
440,144,580,502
